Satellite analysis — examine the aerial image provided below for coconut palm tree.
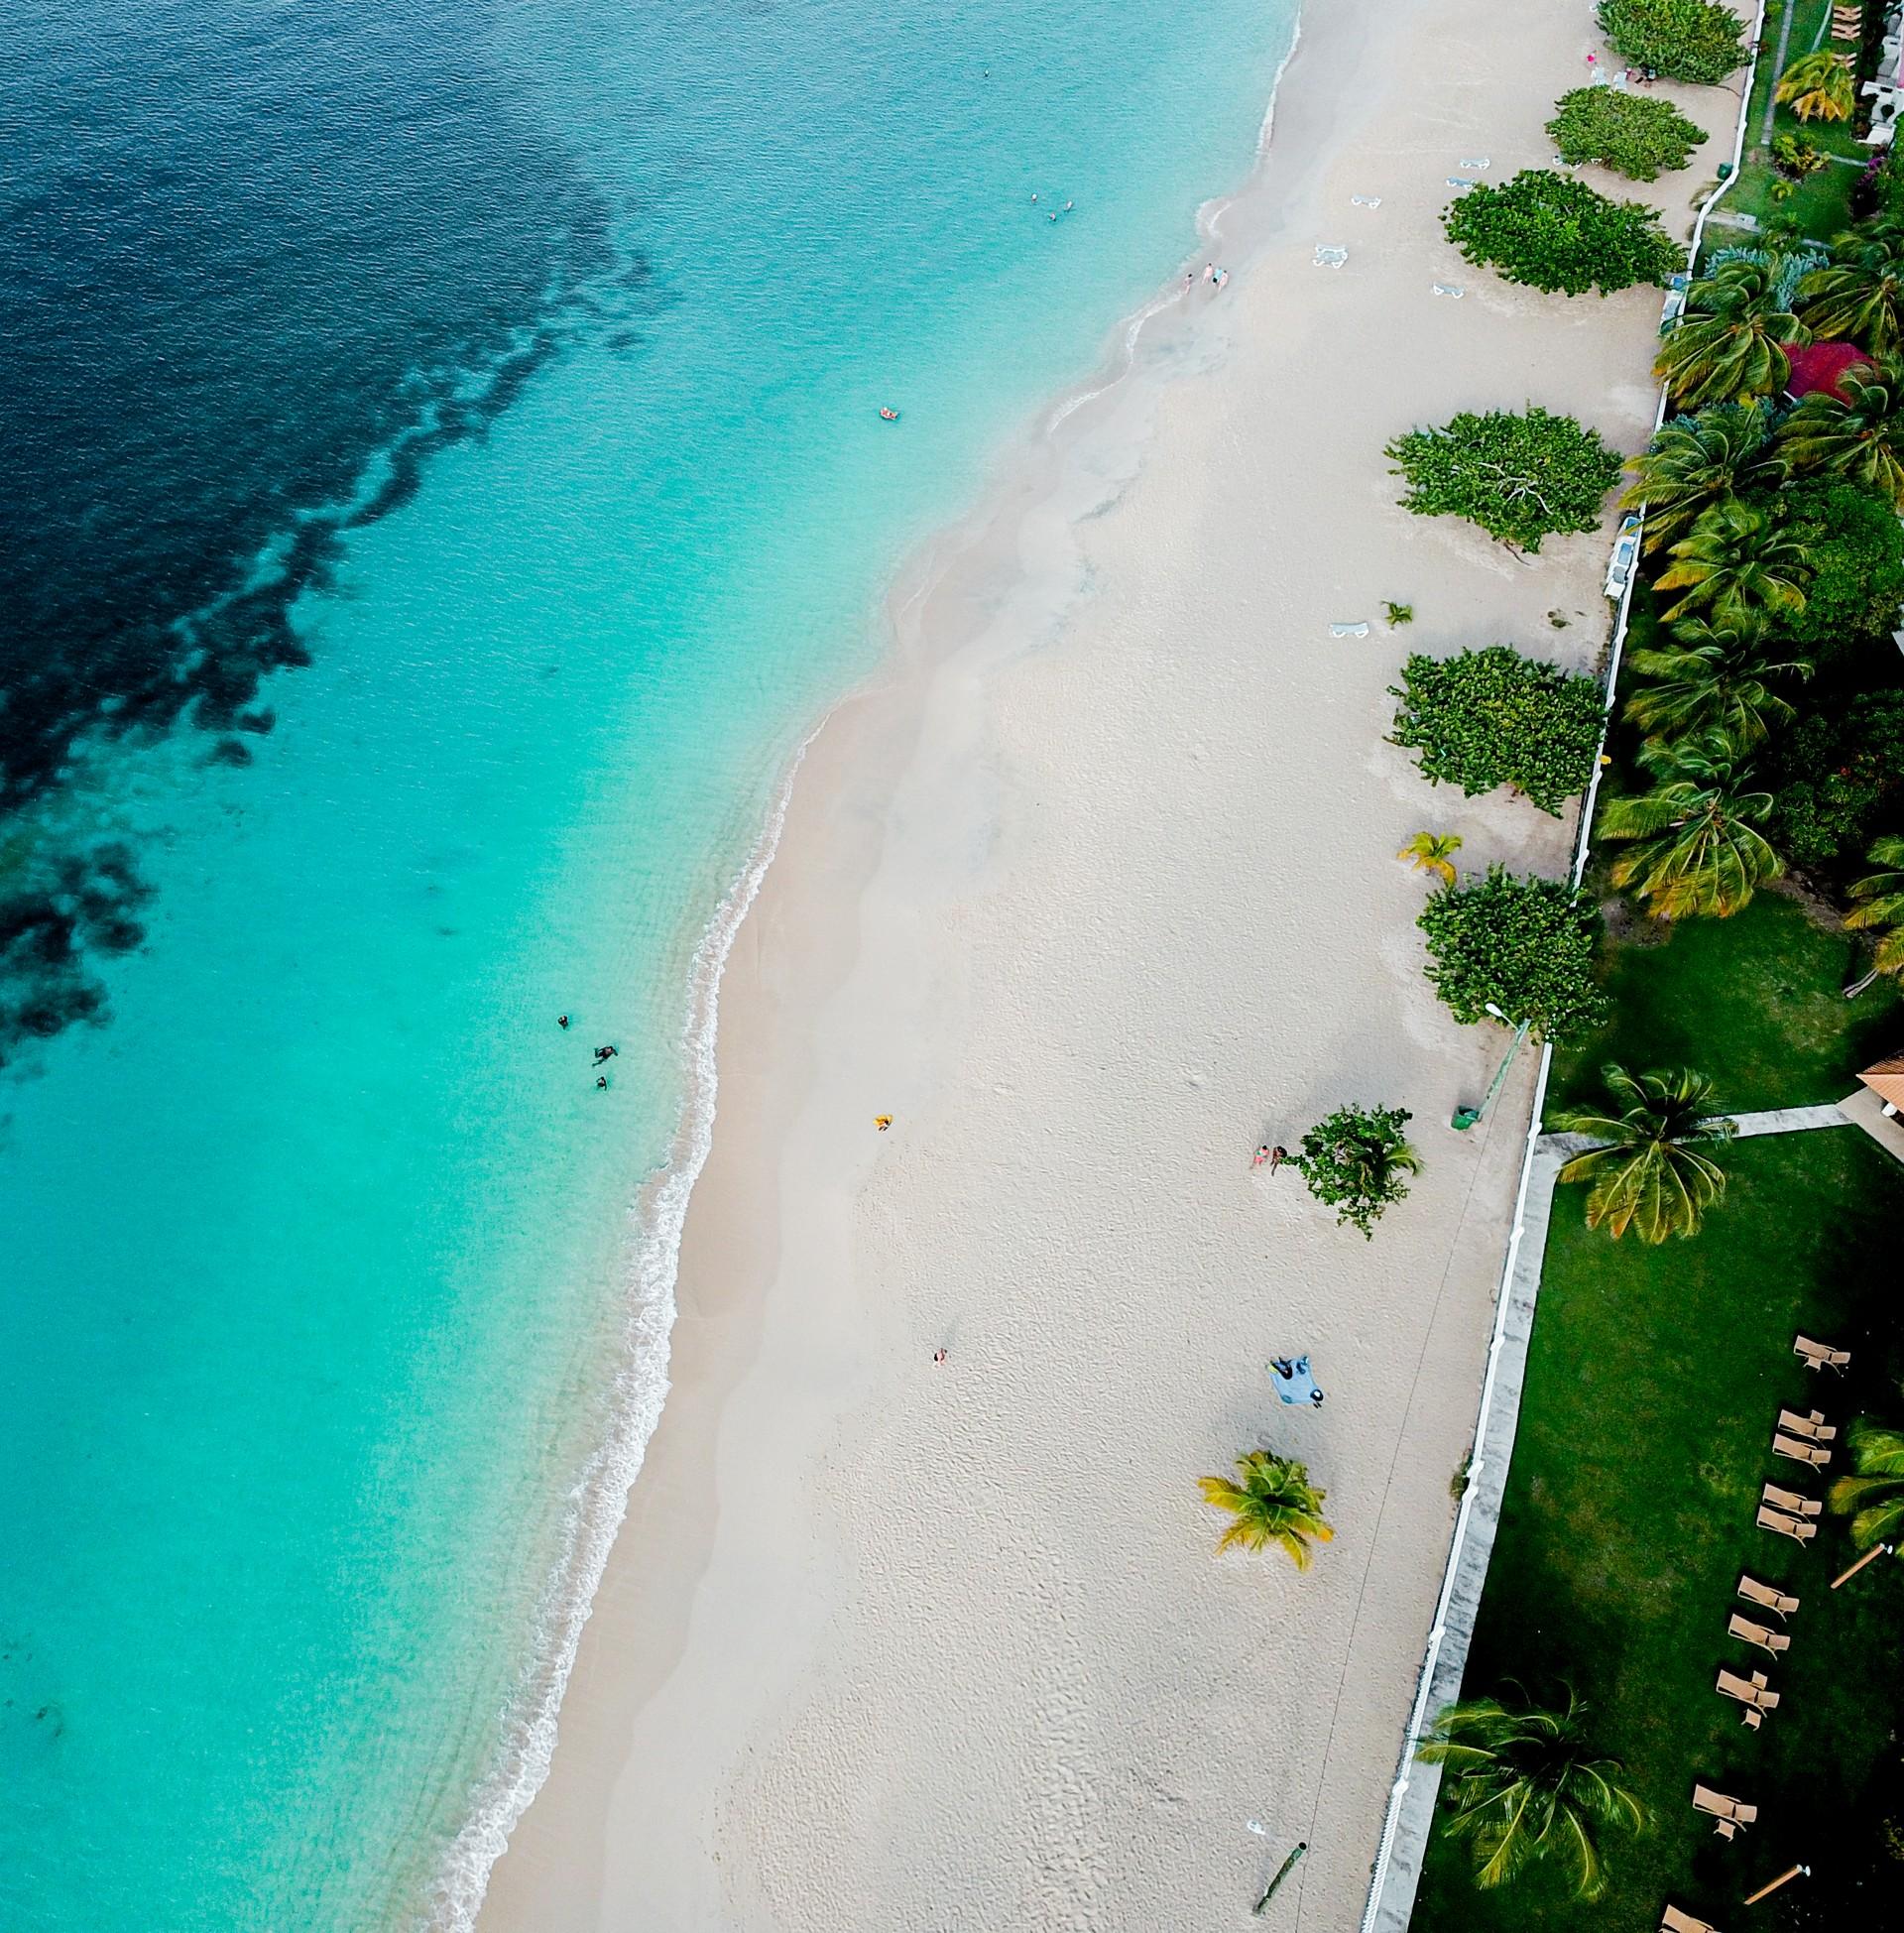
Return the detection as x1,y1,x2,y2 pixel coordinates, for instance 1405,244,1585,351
1655,259,1811,409
1620,404,1780,551
1777,49,1856,124
1549,1064,1735,1242
1598,730,1784,919
1416,1686,1647,1898
1844,835,1904,996
1774,361,1904,509
1622,618,1808,747
1397,830,1463,885
1197,1451,1334,1566
1652,499,1810,626
1829,1421,1904,1549
1797,226,1904,359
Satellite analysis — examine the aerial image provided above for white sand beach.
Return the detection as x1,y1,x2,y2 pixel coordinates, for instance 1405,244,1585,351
480,2,1745,1926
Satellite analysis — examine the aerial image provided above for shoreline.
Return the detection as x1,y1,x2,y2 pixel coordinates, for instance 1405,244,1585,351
477,1,1740,1925
437,14,1318,1924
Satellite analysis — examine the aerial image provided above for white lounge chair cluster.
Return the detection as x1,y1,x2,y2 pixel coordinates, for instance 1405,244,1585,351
1863,7,1904,147
1692,1780,1758,1840
1661,1907,1721,1933
1663,1340,1859,1926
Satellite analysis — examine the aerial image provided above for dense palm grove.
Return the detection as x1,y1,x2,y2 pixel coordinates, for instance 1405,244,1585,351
1622,199,1904,938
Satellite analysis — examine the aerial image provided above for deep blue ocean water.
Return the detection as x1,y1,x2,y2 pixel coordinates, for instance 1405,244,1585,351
0,1,1296,1924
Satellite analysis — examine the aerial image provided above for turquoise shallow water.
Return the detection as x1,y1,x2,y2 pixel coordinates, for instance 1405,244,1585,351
1,1,1296,1924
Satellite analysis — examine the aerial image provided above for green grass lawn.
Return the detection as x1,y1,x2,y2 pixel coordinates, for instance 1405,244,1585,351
1409,1130,1904,1933
1549,890,1904,1115
1718,0,1866,245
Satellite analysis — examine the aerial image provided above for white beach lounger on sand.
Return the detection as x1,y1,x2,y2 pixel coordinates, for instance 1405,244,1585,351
1459,156,1490,169
1432,284,1465,299
1329,622,1370,638
1445,177,1476,189
1350,194,1381,207
1313,245,1348,268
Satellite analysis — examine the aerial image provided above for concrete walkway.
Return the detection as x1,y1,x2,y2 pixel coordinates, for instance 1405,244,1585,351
1840,1085,1904,1164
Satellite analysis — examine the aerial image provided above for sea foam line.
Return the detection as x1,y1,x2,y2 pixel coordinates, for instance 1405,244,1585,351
1041,14,1301,433
422,734,811,1933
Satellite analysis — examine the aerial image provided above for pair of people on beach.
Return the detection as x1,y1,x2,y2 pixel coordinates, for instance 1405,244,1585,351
1252,1143,1287,1172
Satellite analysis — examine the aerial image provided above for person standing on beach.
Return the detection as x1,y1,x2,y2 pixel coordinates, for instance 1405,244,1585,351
1252,1144,1272,1168
1269,1144,1287,1173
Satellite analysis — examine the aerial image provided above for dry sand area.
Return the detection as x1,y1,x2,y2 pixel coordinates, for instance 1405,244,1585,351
481,2,1746,1927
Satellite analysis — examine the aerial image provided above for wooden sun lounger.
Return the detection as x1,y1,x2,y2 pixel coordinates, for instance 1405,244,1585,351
1762,1484,1822,1517
1757,1505,1815,1542
1779,1407,1837,1441
1727,1612,1789,1654
1773,1431,1832,1467
1795,1334,1851,1372
1691,1781,1755,1827
1661,1906,1719,1933
1661,1908,1720,1933
1738,1574,1799,1618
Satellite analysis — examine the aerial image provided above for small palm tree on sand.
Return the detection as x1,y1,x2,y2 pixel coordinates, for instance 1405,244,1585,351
1197,1451,1334,1568
1845,836,1904,997
1398,831,1462,886
1549,1064,1735,1242
1829,1421,1904,1549
1416,1686,1646,1899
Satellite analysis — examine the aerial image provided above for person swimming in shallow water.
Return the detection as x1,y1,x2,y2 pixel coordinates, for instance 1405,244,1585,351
593,1044,618,1064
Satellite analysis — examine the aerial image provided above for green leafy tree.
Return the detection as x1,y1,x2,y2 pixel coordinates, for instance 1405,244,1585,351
1763,480,1904,655
1598,0,1749,84
1775,361,1904,509
1653,498,1809,625
1622,617,1806,748
1764,692,1904,870
1397,830,1463,885
1550,1064,1734,1241
1828,1421,1904,1548
1388,647,1603,815
1656,259,1810,408
1290,1102,1421,1239
1845,837,1904,996
1619,402,1778,551
1797,227,1904,359
1778,49,1856,124
1387,408,1623,550
1443,170,1682,297
1417,868,1609,1039
1600,730,1783,918
1197,1452,1335,1566
1418,1686,1647,1898
1546,85,1708,181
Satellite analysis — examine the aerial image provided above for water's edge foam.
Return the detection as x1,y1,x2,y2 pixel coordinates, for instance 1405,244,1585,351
428,14,1308,1927
423,736,808,1930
